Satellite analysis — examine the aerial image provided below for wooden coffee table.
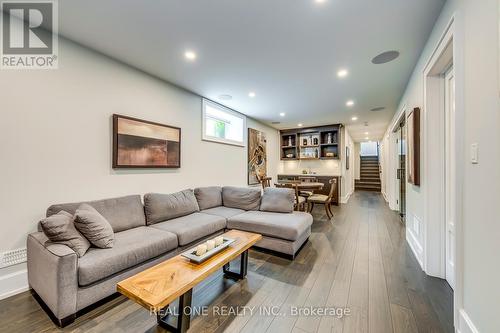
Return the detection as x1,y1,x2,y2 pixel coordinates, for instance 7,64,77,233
117,229,262,333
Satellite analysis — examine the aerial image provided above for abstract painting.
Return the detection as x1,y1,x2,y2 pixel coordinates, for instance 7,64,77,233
407,107,420,185
248,128,267,185
112,114,181,168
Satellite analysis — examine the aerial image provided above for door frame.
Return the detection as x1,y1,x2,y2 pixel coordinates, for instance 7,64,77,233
422,15,464,327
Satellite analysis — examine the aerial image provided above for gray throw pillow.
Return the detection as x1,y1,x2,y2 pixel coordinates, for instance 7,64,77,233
40,211,90,257
194,186,223,210
222,186,261,211
144,189,200,225
259,187,295,213
74,204,114,248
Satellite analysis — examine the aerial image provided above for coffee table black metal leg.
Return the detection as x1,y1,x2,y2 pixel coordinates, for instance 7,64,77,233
157,288,192,333
223,250,248,279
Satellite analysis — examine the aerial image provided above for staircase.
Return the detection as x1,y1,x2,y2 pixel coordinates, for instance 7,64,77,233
355,156,381,192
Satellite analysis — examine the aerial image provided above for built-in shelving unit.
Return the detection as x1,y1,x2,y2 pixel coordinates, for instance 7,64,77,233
280,124,341,160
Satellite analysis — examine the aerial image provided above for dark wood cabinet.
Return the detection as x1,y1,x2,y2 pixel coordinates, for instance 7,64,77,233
280,124,342,161
277,175,341,205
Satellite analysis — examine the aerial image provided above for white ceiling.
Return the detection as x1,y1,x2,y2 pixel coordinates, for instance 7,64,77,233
55,0,445,141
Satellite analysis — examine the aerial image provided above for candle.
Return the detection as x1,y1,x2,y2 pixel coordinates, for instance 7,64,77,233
206,240,215,251
195,244,207,256
214,236,224,246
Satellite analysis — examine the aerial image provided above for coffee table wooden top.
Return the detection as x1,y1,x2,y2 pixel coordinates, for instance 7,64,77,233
117,229,262,312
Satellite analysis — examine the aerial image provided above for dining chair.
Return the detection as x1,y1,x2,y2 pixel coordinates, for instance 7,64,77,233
298,176,317,198
280,183,305,211
306,178,337,219
259,176,272,190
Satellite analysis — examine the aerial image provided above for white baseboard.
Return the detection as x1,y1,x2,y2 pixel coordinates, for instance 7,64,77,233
457,309,479,333
0,265,29,300
340,190,353,204
406,228,424,269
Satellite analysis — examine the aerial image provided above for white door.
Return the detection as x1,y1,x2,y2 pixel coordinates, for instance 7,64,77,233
445,67,456,289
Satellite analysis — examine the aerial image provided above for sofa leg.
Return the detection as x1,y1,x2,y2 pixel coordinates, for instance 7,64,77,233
58,314,76,327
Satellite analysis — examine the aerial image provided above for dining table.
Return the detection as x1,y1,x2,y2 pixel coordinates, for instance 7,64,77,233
274,181,324,192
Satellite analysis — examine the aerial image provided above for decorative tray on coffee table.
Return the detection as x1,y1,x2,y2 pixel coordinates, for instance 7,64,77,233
181,238,236,264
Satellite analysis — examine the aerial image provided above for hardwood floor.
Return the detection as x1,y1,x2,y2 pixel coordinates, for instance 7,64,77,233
0,191,454,333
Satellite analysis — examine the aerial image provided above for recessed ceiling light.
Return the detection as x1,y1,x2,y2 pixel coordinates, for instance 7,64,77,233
298,123,303,127
184,50,197,61
279,112,286,117
337,69,348,78
351,117,358,121
248,92,256,98
218,94,232,101
346,100,354,107
315,0,326,3
372,50,400,64
365,137,369,140
365,132,369,135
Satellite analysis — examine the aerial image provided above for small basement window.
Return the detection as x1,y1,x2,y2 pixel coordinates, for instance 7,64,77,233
202,99,246,146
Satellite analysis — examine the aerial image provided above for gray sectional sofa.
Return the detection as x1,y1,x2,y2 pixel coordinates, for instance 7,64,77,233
27,186,313,326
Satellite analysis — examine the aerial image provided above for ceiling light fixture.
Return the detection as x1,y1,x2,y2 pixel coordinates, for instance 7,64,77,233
315,0,326,3
365,132,369,135
248,92,256,98
337,69,348,78
365,137,369,140
298,123,303,127
184,50,197,61
346,100,354,107
351,117,358,121
279,112,286,117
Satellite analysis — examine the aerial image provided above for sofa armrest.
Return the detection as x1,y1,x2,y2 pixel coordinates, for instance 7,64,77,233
27,232,78,320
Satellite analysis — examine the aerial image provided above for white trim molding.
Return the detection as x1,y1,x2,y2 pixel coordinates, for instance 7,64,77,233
457,309,479,333
0,267,28,300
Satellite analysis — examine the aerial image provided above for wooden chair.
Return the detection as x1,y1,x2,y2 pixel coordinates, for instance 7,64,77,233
277,183,306,211
306,178,337,219
259,176,272,190
298,176,317,198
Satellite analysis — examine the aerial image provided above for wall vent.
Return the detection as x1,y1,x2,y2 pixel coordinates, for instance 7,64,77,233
0,248,27,268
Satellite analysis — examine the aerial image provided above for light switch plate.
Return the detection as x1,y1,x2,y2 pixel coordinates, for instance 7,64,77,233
471,143,479,164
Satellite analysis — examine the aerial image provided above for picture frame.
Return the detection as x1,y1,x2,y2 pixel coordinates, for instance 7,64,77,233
247,128,267,185
112,114,181,168
345,146,350,170
407,107,420,185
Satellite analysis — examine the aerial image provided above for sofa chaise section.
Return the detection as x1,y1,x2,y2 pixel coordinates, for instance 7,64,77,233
227,211,313,258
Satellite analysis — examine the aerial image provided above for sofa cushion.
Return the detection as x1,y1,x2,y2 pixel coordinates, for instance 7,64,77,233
259,188,295,213
201,206,246,219
222,186,261,211
194,186,223,210
46,195,145,233
227,211,313,241
150,213,226,246
144,190,200,225
74,204,114,249
78,226,177,286
40,211,90,257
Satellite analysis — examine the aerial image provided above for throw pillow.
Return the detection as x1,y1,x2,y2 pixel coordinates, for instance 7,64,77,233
74,203,114,248
40,211,90,257
259,187,295,213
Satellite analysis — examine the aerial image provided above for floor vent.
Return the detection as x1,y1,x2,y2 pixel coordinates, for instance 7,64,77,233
0,248,27,268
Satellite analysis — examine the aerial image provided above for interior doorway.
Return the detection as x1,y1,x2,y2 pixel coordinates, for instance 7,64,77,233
396,120,406,222
445,66,456,290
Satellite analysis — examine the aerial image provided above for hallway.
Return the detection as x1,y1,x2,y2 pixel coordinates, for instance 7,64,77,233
0,192,453,333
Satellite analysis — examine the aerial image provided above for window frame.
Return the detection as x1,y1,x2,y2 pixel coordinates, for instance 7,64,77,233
202,98,247,147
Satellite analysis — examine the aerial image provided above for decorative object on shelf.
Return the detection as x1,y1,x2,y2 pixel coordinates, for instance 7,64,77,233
315,148,319,158
407,107,421,185
325,152,335,157
214,236,223,246
248,128,267,185
346,146,350,170
288,136,292,146
286,153,294,158
313,137,319,145
112,114,181,168
327,133,332,144
302,169,308,174
302,137,308,146
182,237,236,264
